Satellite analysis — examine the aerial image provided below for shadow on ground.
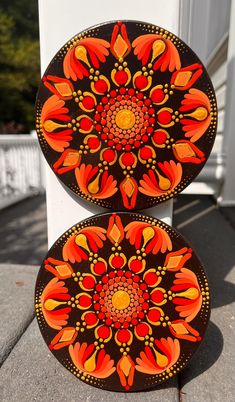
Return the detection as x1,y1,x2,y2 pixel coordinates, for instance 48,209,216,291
0,195,47,265
173,195,235,309
179,320,224,385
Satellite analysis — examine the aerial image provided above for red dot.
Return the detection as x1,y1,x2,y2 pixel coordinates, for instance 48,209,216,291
87,137,100,150
97,325,110,339
135,75,148,90
119,87,126,95
101,133,107,140
144,272,158,286
125,144,132,151
153,130,167,145
151,290,165,303
137,93,144,99
123,322,129,328
147,308,161,323
84,312,97,326
151,88,165,103
98,312,105,320
139,146,152,160
93,294,99,301
142,302,149,310
128,88,135,96
133,275,140,283
79,295,91,308
116,143,122,151
102,275,109,283
80,117,93,131
121,152,135,166
158,110,172,125
131,318,138,325
101,96,109,104
143,292,150,300
142,135,149,142
129,259,143,273
94,113,101,122
82,276,95,289
106,318,112,326
94,79,108,93
102,149,116,163
96,123,102,131
96,105,103,112
96,284,102,292
117,329,131,343
93,261,106,275
134,141,141,148
110,90,117,97
111,255,124,268
94,303,101,310
136,322,149,337
114,322,121,329
82,96,95,110
115,70,128,85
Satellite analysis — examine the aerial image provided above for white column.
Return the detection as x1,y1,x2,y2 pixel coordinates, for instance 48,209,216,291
219,0,235,206
38,0,180,246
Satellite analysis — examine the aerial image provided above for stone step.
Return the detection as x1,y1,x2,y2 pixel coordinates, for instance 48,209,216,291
0,264,38,365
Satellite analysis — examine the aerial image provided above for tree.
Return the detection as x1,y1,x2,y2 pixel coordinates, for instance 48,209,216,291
0,1,40,133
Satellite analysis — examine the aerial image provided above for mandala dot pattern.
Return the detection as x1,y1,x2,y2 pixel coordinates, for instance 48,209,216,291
35,212,210,392
36,20,217,210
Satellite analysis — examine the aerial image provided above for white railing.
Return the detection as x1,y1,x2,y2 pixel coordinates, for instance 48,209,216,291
0,134,45,209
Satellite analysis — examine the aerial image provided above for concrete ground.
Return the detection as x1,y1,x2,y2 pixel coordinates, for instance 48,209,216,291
0,195,47,265
0,195,234,401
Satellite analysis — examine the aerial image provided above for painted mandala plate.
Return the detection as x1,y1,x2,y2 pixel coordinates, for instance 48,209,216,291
35,212,210,392
36,20,217,210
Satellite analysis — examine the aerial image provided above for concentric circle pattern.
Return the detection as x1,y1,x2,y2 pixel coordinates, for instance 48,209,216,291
36,20,217,210
35,212,210,391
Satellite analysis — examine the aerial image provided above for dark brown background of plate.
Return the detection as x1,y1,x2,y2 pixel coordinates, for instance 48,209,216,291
35,212,210,392
35,20,217,210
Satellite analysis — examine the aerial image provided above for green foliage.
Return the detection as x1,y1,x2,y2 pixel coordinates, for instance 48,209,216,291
0,1,40,133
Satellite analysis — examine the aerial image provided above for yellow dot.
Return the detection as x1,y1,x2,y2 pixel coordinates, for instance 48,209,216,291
112,290,130,310
115,110,136,130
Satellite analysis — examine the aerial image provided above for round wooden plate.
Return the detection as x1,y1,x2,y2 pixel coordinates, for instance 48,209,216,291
35,212,210,392
36,20,217,210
